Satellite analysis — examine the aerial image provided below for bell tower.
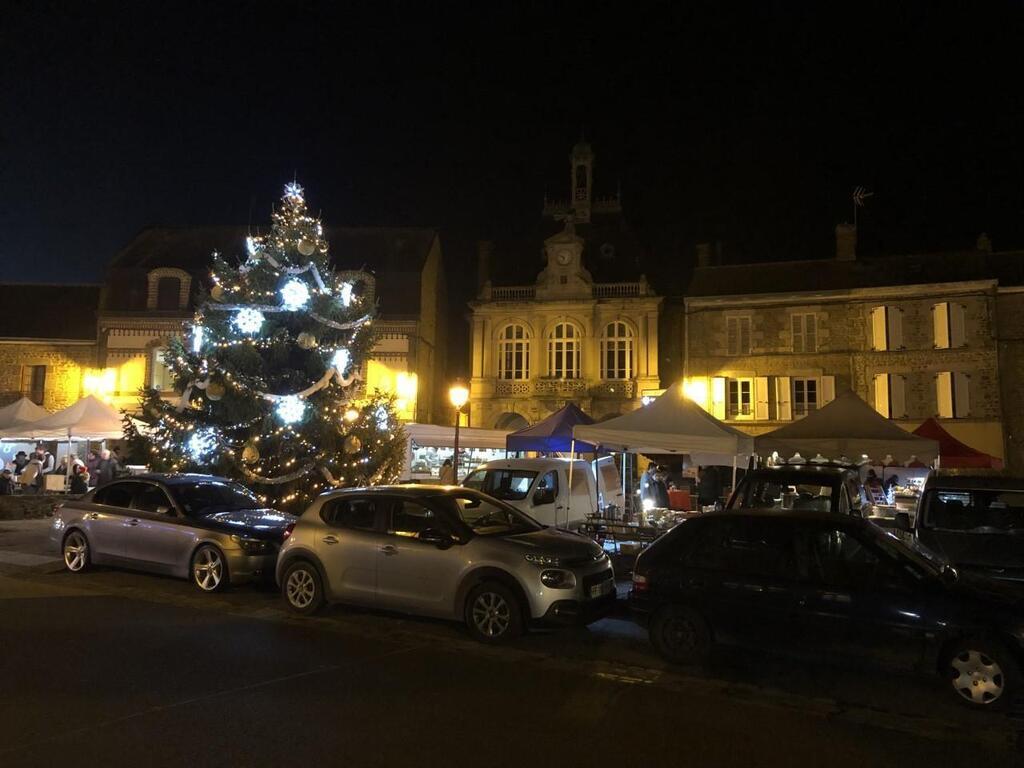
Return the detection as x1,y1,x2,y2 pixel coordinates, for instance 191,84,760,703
569,140,594,223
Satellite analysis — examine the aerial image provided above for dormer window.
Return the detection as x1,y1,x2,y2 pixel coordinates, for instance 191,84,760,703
146,268,192,310
156,277,181,309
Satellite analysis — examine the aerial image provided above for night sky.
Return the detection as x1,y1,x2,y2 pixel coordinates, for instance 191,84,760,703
4,1,1024,289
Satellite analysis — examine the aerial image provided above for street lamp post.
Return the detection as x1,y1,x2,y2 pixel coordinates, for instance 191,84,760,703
448,380,470,484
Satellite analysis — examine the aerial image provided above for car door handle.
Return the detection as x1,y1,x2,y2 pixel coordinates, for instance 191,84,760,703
379,545,398,556
322,535,339,545
124,518,140,527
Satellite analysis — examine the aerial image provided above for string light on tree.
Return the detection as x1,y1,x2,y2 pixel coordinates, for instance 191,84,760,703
191,325,205,353
188,428,218,461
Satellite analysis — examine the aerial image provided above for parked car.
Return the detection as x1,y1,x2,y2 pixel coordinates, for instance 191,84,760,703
276,485,615,642
462,458,603,528
630,508,1024,709
895,470,1024,583
50,473,295,592
726,463,868,516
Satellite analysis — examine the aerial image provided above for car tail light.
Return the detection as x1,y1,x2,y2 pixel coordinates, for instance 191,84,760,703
632,573,649,593
281,523,296,542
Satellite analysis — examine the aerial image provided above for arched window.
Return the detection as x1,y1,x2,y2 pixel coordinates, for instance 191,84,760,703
548,322,581,379
600,321,633,380
155,277,181,310
497,324,530,380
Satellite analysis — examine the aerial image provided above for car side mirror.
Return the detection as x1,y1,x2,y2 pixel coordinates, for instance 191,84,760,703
940,563,959,586
894,512,911,532
533,489,556,506
418,528,453,549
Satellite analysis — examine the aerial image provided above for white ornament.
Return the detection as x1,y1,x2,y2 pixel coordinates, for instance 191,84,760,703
188,428,217,461
297,238,316,256
234,308,265,334
276,395,306,424
339,281,354,307
280,279,311,311
375,405,389,430
332,348,350,374
246,236,261,257
191,325,205,354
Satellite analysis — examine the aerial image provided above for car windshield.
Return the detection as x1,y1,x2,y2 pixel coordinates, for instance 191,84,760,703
870,524,947,577
462,469,538,501
924,489,1024,534
734,474,837,513
173,481,262,516
441,491,542,536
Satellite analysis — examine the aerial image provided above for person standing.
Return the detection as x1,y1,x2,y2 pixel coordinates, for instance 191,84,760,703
20,457,42,494
12,451,28,475
438,458,455,485
698,465,722,511
95,449,120,487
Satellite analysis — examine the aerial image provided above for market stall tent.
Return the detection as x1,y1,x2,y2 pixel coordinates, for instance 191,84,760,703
572,382,755,464
913,417,1003,469
754,390,938,465
0,395,125,440
0,397,50,433
506,402,595,453
404,423,509,450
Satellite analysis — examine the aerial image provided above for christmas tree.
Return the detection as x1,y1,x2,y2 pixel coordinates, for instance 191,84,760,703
126,182,407,508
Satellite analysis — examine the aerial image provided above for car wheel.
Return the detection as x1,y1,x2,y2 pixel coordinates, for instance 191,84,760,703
62,530,90,573
465,581,524,643
191,545,228,593
650,604,712,665
282,561,325,615
945,639,1018,710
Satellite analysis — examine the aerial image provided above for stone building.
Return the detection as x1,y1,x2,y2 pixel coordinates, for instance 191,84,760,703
468,141,662,429
0,227,449,424
681,227,1024,469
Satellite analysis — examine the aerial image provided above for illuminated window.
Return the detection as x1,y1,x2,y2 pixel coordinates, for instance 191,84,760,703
547,322,581,379
151,348,175,391
727,378,753,418
600,321,633,379
792,377,818,418
497,324,530,380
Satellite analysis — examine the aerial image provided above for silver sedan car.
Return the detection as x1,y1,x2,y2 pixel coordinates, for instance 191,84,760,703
51,473,295,592
277,485,615,642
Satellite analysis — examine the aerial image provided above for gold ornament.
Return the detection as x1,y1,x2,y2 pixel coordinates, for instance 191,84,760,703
343,434,362,454
206,381,226,401
297,238,317,256
210,284,224,300
241,443,260,464
297,332,317,350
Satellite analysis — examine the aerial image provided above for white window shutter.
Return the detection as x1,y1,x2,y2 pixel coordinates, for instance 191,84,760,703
936,372,953,418
775,376,792,420
806,314,817,352
954,372,971,417
874,373,890,417
888,308,904,351
711,377,726,420
871,307,887,351
950,303,966,348
890,374,906,419
820,375,835,405
791,315,803,353
754,376,769,420
933,303,950,349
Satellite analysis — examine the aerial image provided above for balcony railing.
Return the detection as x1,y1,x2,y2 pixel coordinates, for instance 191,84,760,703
490,286,537,301
593,282,644,298
491,379,636,399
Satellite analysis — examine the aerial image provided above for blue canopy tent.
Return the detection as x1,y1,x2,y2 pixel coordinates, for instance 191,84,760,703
505,402,597,454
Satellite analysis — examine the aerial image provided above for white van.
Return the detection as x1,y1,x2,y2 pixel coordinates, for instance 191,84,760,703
462,458,599,528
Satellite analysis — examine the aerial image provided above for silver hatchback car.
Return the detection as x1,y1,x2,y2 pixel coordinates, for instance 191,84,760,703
277,485,615,641
51,473,295,592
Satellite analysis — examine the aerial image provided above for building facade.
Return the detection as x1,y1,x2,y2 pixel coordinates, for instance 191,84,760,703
468,142,662,429
681,227,1024,469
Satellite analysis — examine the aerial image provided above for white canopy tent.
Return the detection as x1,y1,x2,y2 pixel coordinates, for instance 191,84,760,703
404,423,510,450
0,397,50,433
753,390,939,465
0,395,125,441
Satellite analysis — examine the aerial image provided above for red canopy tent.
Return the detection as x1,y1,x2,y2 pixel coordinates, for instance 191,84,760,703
912,418,1003,469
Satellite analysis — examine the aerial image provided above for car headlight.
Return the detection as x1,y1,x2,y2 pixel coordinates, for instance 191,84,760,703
524,553,561,567
540,569,576,589
231,535,271,555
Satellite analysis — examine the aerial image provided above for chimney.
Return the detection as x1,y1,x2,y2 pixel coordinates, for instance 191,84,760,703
976,232,993,253
835,223,857,261
477,240,493,290
695,242,713,268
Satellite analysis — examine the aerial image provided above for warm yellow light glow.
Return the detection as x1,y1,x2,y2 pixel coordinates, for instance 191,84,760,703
683,378,708,407
448,380,469,409
343,408,359,422
365,360,417,421
82,368,117,400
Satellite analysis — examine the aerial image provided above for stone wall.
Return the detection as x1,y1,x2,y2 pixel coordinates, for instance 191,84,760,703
0,342,98,410
997,291,1024,472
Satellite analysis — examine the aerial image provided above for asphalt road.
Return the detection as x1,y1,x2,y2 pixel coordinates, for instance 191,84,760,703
1,520,1022,767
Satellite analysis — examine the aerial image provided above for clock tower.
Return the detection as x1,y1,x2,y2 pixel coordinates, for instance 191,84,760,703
536,218,592,299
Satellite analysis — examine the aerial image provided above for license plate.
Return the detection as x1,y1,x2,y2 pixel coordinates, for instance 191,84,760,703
590,580,613,598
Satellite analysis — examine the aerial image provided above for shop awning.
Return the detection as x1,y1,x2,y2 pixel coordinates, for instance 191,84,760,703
572,382,754,464
0,395,125,441
405,423,510,450
754,390,938,465
506,402,595,453
913,417,1003,469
